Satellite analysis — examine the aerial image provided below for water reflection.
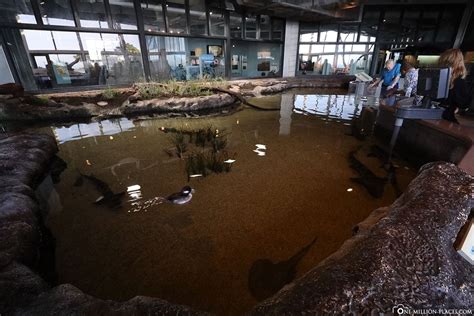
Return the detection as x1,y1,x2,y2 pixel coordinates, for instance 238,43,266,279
279,94,294,135
52,118,135,144
41,93,416,315
293,94,362,120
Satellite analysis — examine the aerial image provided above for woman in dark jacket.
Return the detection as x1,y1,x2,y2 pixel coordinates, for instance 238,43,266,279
438,48,471,123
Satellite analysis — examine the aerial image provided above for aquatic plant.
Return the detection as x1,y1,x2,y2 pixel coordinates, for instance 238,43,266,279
211,136,227,153
171,132,187,158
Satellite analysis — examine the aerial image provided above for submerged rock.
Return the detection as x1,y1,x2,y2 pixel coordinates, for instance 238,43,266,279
252,162,473,314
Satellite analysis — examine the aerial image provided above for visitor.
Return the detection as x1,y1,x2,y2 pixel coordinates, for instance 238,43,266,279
401,61,418,97
438,48,471,124
369,59,401,97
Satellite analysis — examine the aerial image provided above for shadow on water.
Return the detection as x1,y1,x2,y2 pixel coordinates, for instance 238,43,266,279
248,237,317,301
74,172,125,209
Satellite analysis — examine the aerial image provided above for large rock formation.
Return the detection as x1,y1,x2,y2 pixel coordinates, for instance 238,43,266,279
252,162,473,314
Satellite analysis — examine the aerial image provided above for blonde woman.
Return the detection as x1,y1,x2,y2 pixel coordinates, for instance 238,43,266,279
438,48,471,123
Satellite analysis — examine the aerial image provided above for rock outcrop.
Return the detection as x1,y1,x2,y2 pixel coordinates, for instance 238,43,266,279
252,162,473,314
121,93,236,115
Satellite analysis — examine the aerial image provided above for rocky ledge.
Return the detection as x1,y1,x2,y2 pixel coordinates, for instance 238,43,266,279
252,162,473,314
0,76,353,122
1,133,472,315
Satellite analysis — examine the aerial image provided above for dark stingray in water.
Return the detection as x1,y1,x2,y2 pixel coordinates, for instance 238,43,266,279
74,172,125,209
367,145,403,197
248,237,317,301
349,150,387,198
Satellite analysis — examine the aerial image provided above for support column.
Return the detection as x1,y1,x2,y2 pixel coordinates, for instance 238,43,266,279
282,20,299,78
453,1,473,48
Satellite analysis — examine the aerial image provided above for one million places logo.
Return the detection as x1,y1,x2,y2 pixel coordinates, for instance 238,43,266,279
392,303,473,315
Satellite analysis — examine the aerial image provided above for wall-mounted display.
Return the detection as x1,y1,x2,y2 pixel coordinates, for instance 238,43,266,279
207,45,223,57
232,55,239,70
257,61,270,71
241,55,247,70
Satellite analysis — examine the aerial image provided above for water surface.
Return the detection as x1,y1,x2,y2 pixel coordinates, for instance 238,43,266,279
36,91,414,314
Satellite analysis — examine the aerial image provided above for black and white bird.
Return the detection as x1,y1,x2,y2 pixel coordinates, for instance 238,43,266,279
166,186,195,204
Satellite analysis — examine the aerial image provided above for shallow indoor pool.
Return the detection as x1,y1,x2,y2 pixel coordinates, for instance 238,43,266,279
33,91,413,315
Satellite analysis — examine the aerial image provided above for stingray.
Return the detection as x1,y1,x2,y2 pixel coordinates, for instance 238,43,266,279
349,150,387,198
248,237,317,301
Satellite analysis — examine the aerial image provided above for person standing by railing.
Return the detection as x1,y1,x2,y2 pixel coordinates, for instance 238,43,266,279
369,59,401,97
438,48,471,124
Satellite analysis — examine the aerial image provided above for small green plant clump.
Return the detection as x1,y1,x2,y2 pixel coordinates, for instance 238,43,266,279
30,95,49,106
135,78,229,99
101,87,120,100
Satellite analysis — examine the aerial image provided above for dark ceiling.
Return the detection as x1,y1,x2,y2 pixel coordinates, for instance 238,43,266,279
215,0,470,22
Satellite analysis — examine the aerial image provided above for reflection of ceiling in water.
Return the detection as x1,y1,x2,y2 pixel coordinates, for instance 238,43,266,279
293,94,362,121
52,118,136,144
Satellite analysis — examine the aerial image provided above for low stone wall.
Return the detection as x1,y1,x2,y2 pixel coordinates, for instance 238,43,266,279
252,162,473,314
1,133,472,315
0,94,237,122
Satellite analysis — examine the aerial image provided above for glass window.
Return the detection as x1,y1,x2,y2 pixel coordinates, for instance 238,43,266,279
245,15,257,39
51,31,80,50
272,19,284,40
80,32,144,85
22,30,55,50
141,0,165,32
147,36,225,81
229,12,242,39
260,15,271,40
39,0,75,26
336,54,362,69
300,32,317,43
299,45,310,54
210,10,225,36
76,0,108,28
30,54,88,89
109,0,138,30
339,24,358,42
310,45,323,53
166,0,187,34
299,23,318,42
24,30,81,51
320,24,338,42
323,44,336,53
0,0,36,24
189,0,207,36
